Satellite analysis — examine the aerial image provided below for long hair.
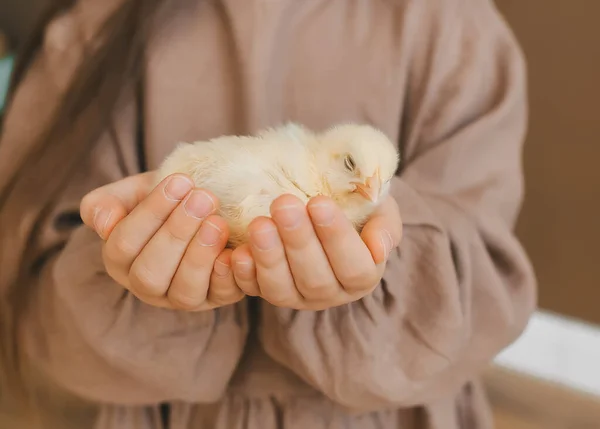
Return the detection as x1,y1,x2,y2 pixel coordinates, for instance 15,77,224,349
0,0,162,398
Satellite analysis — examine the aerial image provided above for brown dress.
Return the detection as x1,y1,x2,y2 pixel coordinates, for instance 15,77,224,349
0,0,537,428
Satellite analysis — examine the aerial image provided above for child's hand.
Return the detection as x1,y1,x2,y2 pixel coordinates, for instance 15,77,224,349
80,172,244,311
231,194,402,310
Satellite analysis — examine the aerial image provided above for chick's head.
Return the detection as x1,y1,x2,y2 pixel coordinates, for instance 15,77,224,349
317,124,399,208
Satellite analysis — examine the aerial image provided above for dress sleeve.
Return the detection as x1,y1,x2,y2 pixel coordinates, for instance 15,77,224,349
258,0,536,412
1,2,248,405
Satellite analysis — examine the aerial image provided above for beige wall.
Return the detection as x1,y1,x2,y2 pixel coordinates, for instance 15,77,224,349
496,1,600,324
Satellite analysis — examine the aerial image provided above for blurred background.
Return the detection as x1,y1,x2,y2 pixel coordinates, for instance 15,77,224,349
487,1,600,427
1,0,599,428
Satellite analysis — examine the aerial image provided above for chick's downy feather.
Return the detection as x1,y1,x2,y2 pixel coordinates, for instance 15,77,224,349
155,123,399,247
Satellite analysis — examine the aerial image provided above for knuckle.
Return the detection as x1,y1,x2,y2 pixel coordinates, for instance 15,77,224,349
233,269,255,284
183,250,214,271
103,261,128,288
209,277,242,302
238,284,260,297
341,268,378,290
232,274,260,296
168,291,205,311
147,207,169,225
167,272,209,310
262,289,300,307
259,250,288,270
129,262,169,297
163,223,192,246
256,256,279,271
265,295,295,307
108,233,139,260
208,288,241,306
300,281,338,299
272,298,304,310
135,294,169,309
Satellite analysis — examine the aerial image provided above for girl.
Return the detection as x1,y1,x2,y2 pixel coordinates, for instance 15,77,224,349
0,0,537,428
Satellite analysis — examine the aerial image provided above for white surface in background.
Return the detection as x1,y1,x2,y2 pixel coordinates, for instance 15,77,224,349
494,310,600,397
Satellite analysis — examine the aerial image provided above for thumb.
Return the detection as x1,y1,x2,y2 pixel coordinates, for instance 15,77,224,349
360,197,403,265
79,171,157,238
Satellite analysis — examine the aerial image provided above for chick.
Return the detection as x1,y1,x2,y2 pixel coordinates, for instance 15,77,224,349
155,123,399,247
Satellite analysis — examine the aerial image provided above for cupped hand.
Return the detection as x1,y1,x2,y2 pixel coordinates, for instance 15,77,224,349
231,194,402,310
80,172,244,311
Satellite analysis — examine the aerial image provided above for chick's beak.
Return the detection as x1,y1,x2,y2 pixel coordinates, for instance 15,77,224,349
353,171,381,203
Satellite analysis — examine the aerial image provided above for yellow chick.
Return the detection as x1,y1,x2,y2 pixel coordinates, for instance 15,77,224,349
155,123,399,247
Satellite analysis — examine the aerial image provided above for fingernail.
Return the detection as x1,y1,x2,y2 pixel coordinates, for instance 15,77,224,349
308,202,335,227
93,208,112,239
273,204,302,230
250,227,278,251
381,229,394,257
184,190,215,219
214,259,230,277
198,220,222,246
164,176,193,201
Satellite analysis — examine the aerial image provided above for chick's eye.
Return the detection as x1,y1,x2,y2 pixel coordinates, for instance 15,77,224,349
344,155,356,172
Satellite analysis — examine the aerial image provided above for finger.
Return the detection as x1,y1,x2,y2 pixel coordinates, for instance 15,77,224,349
102,174,196,283
230,244,260,297
129,189,217,301
270,195,342,302
361,197,403,265
162,212,225,310
247,217,304,306
205,249,245,308
307,196,380,293
80,171,157,239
